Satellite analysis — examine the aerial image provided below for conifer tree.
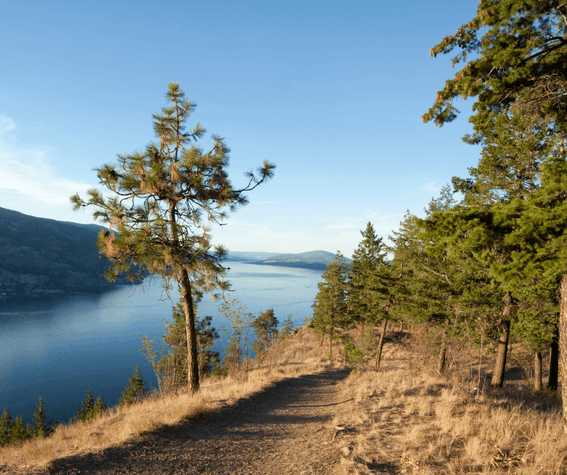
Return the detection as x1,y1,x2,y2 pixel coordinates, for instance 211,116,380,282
0,408,11,446
30,397,53,439
119,364,148,406
348,223,396,368
71,83,275,393
312,252,350,360
75,386,95,422
161,301,220,383
252,309,279,356
424,1,567,393
9,416,29,444
349,222,388,323
423,0,567,133
74,387,107,422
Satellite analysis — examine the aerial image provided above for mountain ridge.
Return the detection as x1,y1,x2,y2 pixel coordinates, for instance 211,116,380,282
0,207,116,299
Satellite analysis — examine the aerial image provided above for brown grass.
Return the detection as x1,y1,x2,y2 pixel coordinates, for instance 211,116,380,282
331,328,567,475
0,326,330,474
5,323,565,474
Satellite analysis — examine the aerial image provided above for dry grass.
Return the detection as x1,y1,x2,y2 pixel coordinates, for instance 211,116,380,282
0,326,329,474
332,329,567,475
5,323,564,474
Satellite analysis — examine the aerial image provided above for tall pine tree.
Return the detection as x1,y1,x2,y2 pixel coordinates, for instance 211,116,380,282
72,83,275,393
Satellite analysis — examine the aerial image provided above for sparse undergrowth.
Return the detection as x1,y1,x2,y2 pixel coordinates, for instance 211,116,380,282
332,329,567,475
3,325,565,474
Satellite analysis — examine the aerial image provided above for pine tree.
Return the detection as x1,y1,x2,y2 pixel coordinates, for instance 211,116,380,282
0,408,12,446
349,222,389,324
348,223,396,368
252,309,279,356
423,0,567,133
424,2,567,394
92,396,107,419
75,386,95,422
312,252,350,361
71,83,275,393
30,397,52,439
119,364,148,406
9,416,29,444
74,387,107,422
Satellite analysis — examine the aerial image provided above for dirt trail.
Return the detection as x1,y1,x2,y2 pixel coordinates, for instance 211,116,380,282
45,367,352,475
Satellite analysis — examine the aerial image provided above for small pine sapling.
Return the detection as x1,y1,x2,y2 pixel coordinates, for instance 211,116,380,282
30,397,53,439
9,416,29,444
0,408,11,446
119,364,148,406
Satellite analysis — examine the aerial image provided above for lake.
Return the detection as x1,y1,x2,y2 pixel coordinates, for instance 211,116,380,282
0,262,323,425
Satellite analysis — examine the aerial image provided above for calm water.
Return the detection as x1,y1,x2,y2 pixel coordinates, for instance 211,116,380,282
0,262,322,425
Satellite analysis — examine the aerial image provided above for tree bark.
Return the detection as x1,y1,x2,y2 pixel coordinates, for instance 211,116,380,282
534,351,543,392
181,271,200,393
559,275,567,431
548,322,559,391
491,293,512,388
437,321,449,374
375,320,388,369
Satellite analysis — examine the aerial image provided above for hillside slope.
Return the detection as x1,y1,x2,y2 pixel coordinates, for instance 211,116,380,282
254,250,350,271
0,207,116,299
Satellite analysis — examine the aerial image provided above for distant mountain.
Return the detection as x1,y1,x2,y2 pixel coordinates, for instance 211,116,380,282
0,207,119,299
226,251,281,262
254,250,351,271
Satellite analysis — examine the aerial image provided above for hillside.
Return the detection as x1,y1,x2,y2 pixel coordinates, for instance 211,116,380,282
225,251,281,262
254,250,350,271
0,207,117,299
0,325,565,474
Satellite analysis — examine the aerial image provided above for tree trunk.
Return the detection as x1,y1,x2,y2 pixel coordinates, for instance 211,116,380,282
181,271,200,393
437,321,449,374
534,351,543,392
559,275,567,431
491,293,512,388
548,323,559,391
399,322,404,332
375,320,388,369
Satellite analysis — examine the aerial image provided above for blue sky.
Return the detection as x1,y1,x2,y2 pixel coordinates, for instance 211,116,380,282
0,0,481,257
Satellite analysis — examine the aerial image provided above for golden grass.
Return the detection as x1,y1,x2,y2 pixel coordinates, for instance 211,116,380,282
0,326,330,474
332,331,567,475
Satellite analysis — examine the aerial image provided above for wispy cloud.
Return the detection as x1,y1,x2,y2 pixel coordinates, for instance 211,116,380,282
0,115,16,135
424,182,439,193
0,115,92,213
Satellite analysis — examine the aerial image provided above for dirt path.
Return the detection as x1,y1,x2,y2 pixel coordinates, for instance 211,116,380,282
45,367,353,475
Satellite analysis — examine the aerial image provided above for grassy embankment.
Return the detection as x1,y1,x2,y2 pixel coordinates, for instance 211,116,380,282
0,326,329,474
334,327,567,474
2,324,567,474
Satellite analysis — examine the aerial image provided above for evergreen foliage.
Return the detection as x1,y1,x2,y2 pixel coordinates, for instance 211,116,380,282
252,309,279,356
349,222,390,325
0,408,12,446
119,364,148,406
71,83,275,393
30,397,53,439
312,252,350,359
140,298,221,392
75,387,107,422
9,416,29,444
